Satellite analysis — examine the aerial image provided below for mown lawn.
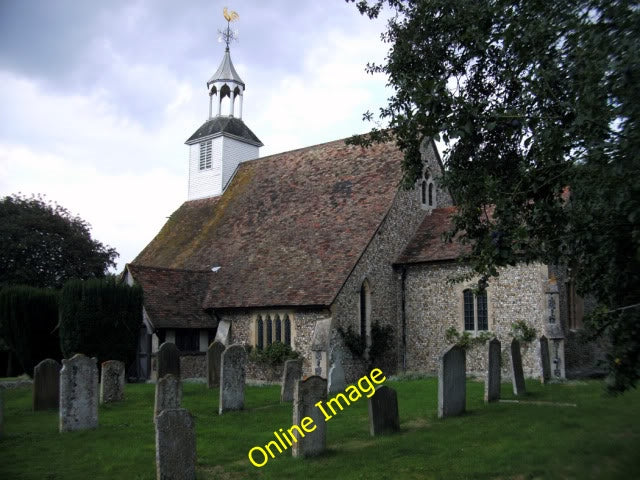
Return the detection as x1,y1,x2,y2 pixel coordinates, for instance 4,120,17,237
1,377,639,479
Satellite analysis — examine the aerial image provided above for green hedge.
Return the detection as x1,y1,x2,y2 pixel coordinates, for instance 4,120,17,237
59,277,142,369
0,285,60,376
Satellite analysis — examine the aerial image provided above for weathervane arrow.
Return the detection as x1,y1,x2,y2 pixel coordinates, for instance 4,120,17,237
219,7,239,49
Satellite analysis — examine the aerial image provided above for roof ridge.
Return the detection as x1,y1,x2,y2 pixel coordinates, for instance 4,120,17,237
127,263,211,275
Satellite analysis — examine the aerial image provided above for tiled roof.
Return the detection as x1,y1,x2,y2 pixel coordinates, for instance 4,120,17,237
126,264,214,329
132,137,405,309
395,207,470,264
185,117,263,146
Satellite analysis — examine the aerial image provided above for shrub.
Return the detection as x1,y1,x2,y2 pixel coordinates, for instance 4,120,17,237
0,285,60,376
249,342,299,366
510,320,537,343
445,327,494,350
338,321,394,369
59,277,142,368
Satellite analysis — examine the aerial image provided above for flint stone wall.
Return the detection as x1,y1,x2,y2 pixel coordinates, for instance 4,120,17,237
404,262,549,378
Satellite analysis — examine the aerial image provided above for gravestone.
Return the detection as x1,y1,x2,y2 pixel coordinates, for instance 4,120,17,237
33,358,61,411
510,339,526,395
155,408,196,480
539,335,551,384
484,338,501,403
206,341,225,389
154,374,182,420
100,360,125,404
219,344,246,414
327,351,346,394
280,358,303,402
438,345,466,418
292,376,327,457
59,354,99,432
214,320,232,345
368,386,400,436
157,342,180,379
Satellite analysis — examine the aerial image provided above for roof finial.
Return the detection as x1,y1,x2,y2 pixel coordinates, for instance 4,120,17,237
219,7,239,50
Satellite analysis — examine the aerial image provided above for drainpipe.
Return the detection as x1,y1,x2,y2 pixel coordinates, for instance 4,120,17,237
401,267,407,371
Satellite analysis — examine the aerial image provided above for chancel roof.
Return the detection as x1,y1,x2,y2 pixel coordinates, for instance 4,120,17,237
131,138,405,309
126,265,213,329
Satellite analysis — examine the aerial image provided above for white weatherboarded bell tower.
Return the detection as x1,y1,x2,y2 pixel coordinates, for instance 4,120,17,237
185,10,262,200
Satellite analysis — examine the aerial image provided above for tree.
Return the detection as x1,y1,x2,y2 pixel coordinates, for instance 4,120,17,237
0,285,60,376
0,194,118,289
59,277,142,368
348,0,639,392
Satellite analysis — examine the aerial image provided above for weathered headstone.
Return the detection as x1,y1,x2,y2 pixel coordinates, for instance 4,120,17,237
33,358,61,411
219,344,246,414
206,341,225,389
214,320,232,345
539,335,551,384
155,408,196,480
280,358,303,402
368,386,400,436
157,342,180,379
484,338,501,403
100,360,125,404
510,339,526,395
292,376,327,457
59,354,98,432
154,374,182,420
438,345,466,418
327,351,346,394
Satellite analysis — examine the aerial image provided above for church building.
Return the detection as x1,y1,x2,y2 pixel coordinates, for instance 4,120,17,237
124,37,594,383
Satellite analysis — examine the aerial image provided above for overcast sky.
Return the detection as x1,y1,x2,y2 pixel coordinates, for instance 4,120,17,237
0,0,394,272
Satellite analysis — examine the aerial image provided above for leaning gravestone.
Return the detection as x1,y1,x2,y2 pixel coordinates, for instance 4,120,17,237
327,351,346,394
368,386,400,436
219,344,247,414
484,338,501,403
156,408,196,480
206,341,225,389
292,376,327,457
510,339,526,395
157,342,180,379
33,358,61,411
280,358,303,402
539,335,551,384
100,360,125,404
154,374,182,420
438,345,466,418
59,354,98,432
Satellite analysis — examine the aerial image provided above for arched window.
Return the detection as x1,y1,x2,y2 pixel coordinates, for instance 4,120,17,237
463,288,489,331
463,289,475,331
360,280,371,347
275,315,282,343
428,182,434,207
284,315,291,346
256,316,264,350
476,291,488,330
266,316,273,346
420,169,435,208
421,180,427,204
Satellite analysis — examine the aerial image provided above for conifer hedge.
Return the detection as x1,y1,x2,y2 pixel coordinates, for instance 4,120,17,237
0,285,60,376
59,277,142,369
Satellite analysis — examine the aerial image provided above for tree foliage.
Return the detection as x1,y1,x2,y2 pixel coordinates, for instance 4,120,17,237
59,277,142,369
0,194,118,289
349,0,639,391
0,285,60,376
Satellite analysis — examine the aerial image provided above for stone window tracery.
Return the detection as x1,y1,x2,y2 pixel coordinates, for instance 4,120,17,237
253,312,294,349
463,288,489,331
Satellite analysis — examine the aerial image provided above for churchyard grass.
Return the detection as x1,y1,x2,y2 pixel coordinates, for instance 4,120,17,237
1,378,639,479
